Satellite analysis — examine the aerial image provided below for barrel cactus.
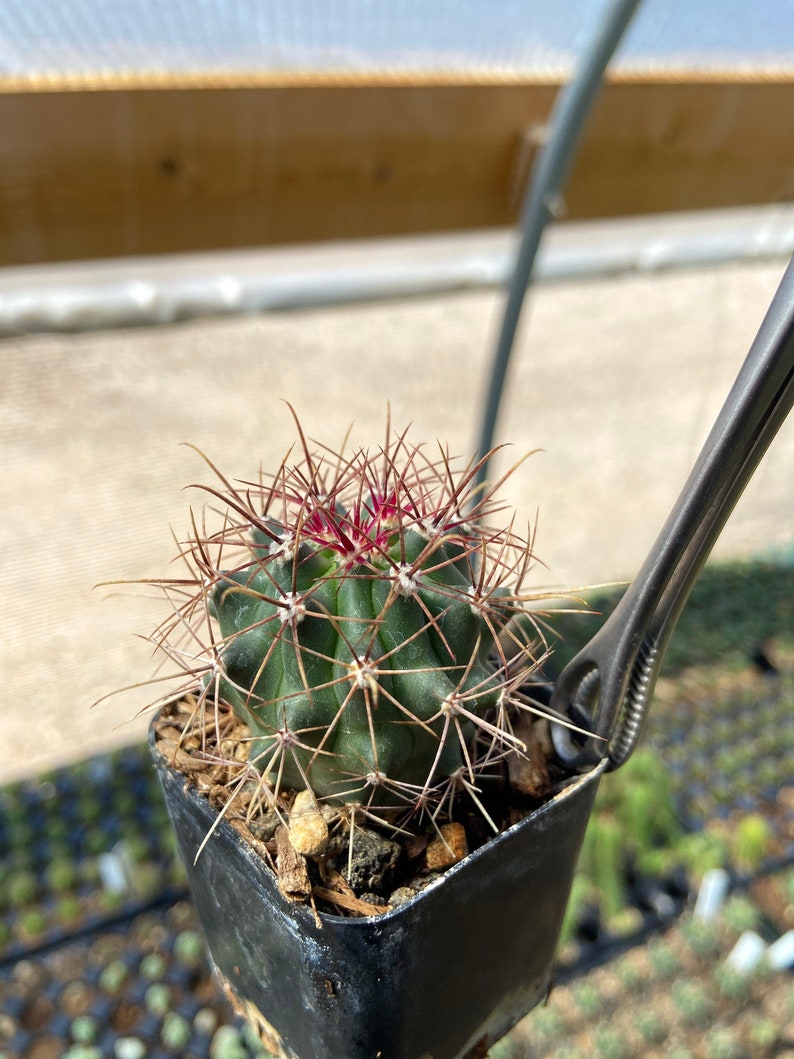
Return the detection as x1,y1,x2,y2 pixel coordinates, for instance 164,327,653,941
152,415,555,824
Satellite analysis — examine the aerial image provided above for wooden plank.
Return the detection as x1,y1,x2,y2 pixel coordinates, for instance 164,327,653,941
565,78,794,219
0,74,791,266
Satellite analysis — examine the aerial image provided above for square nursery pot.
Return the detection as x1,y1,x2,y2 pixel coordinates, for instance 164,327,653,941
150,717,605,1059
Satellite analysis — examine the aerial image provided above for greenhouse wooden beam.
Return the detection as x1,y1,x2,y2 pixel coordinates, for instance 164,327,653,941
0,74,791,266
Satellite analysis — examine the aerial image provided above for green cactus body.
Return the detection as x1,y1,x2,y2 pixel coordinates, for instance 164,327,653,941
150,418,550,818
210,522,509,803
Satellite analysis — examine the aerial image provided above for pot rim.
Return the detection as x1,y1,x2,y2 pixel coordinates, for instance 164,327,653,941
149,705,607,926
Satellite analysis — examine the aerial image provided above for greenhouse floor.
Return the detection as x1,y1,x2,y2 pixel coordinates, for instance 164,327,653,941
2,563,793,1058
0,750,791,1059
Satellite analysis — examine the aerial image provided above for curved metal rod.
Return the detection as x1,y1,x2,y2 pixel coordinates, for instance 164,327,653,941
474,0,644,490
552,254,794,771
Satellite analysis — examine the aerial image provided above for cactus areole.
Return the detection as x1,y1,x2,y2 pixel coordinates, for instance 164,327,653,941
151,416,554,825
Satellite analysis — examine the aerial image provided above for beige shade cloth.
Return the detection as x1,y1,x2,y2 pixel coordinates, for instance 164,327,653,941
2,256,793,784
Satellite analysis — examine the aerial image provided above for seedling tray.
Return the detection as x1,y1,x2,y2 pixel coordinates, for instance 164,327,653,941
0,900,270,1059
498,890,794,1058
1,661,790,1058
0,745,185,965
647,675,794,877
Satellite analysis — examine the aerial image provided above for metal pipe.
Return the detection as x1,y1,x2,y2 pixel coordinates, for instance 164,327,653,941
1,206,792,338
474,0,644,487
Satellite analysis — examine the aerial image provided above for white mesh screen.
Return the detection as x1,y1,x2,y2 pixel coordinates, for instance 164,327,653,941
0,0,792,79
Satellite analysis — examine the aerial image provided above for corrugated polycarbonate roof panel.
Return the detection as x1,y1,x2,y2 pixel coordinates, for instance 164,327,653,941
0,0,792,80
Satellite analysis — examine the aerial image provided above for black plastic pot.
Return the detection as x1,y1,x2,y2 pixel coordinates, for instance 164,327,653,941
150,720,604,1059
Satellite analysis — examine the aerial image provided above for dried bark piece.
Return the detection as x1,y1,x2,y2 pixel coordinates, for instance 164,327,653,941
312,884,391,917
275,825,312,902
157,725,187,744
155,739,207,774
229,817,274,864
315,868,391,916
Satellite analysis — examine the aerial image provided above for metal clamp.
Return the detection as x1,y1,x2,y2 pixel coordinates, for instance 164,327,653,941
552,254,794,771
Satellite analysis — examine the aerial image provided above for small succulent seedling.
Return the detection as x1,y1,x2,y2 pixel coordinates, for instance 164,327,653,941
633,1009,666,1046
671,977,714,1026
529,1005,566,1046
581,815,626,920
730,813,774,874
571,980,603,1018
136,413,566,829
559,873,597,948
593,1026,629,1059
568,745,684,931
647,937,680,979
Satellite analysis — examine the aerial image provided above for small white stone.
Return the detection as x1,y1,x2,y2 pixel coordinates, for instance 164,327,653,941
288,789,329,856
